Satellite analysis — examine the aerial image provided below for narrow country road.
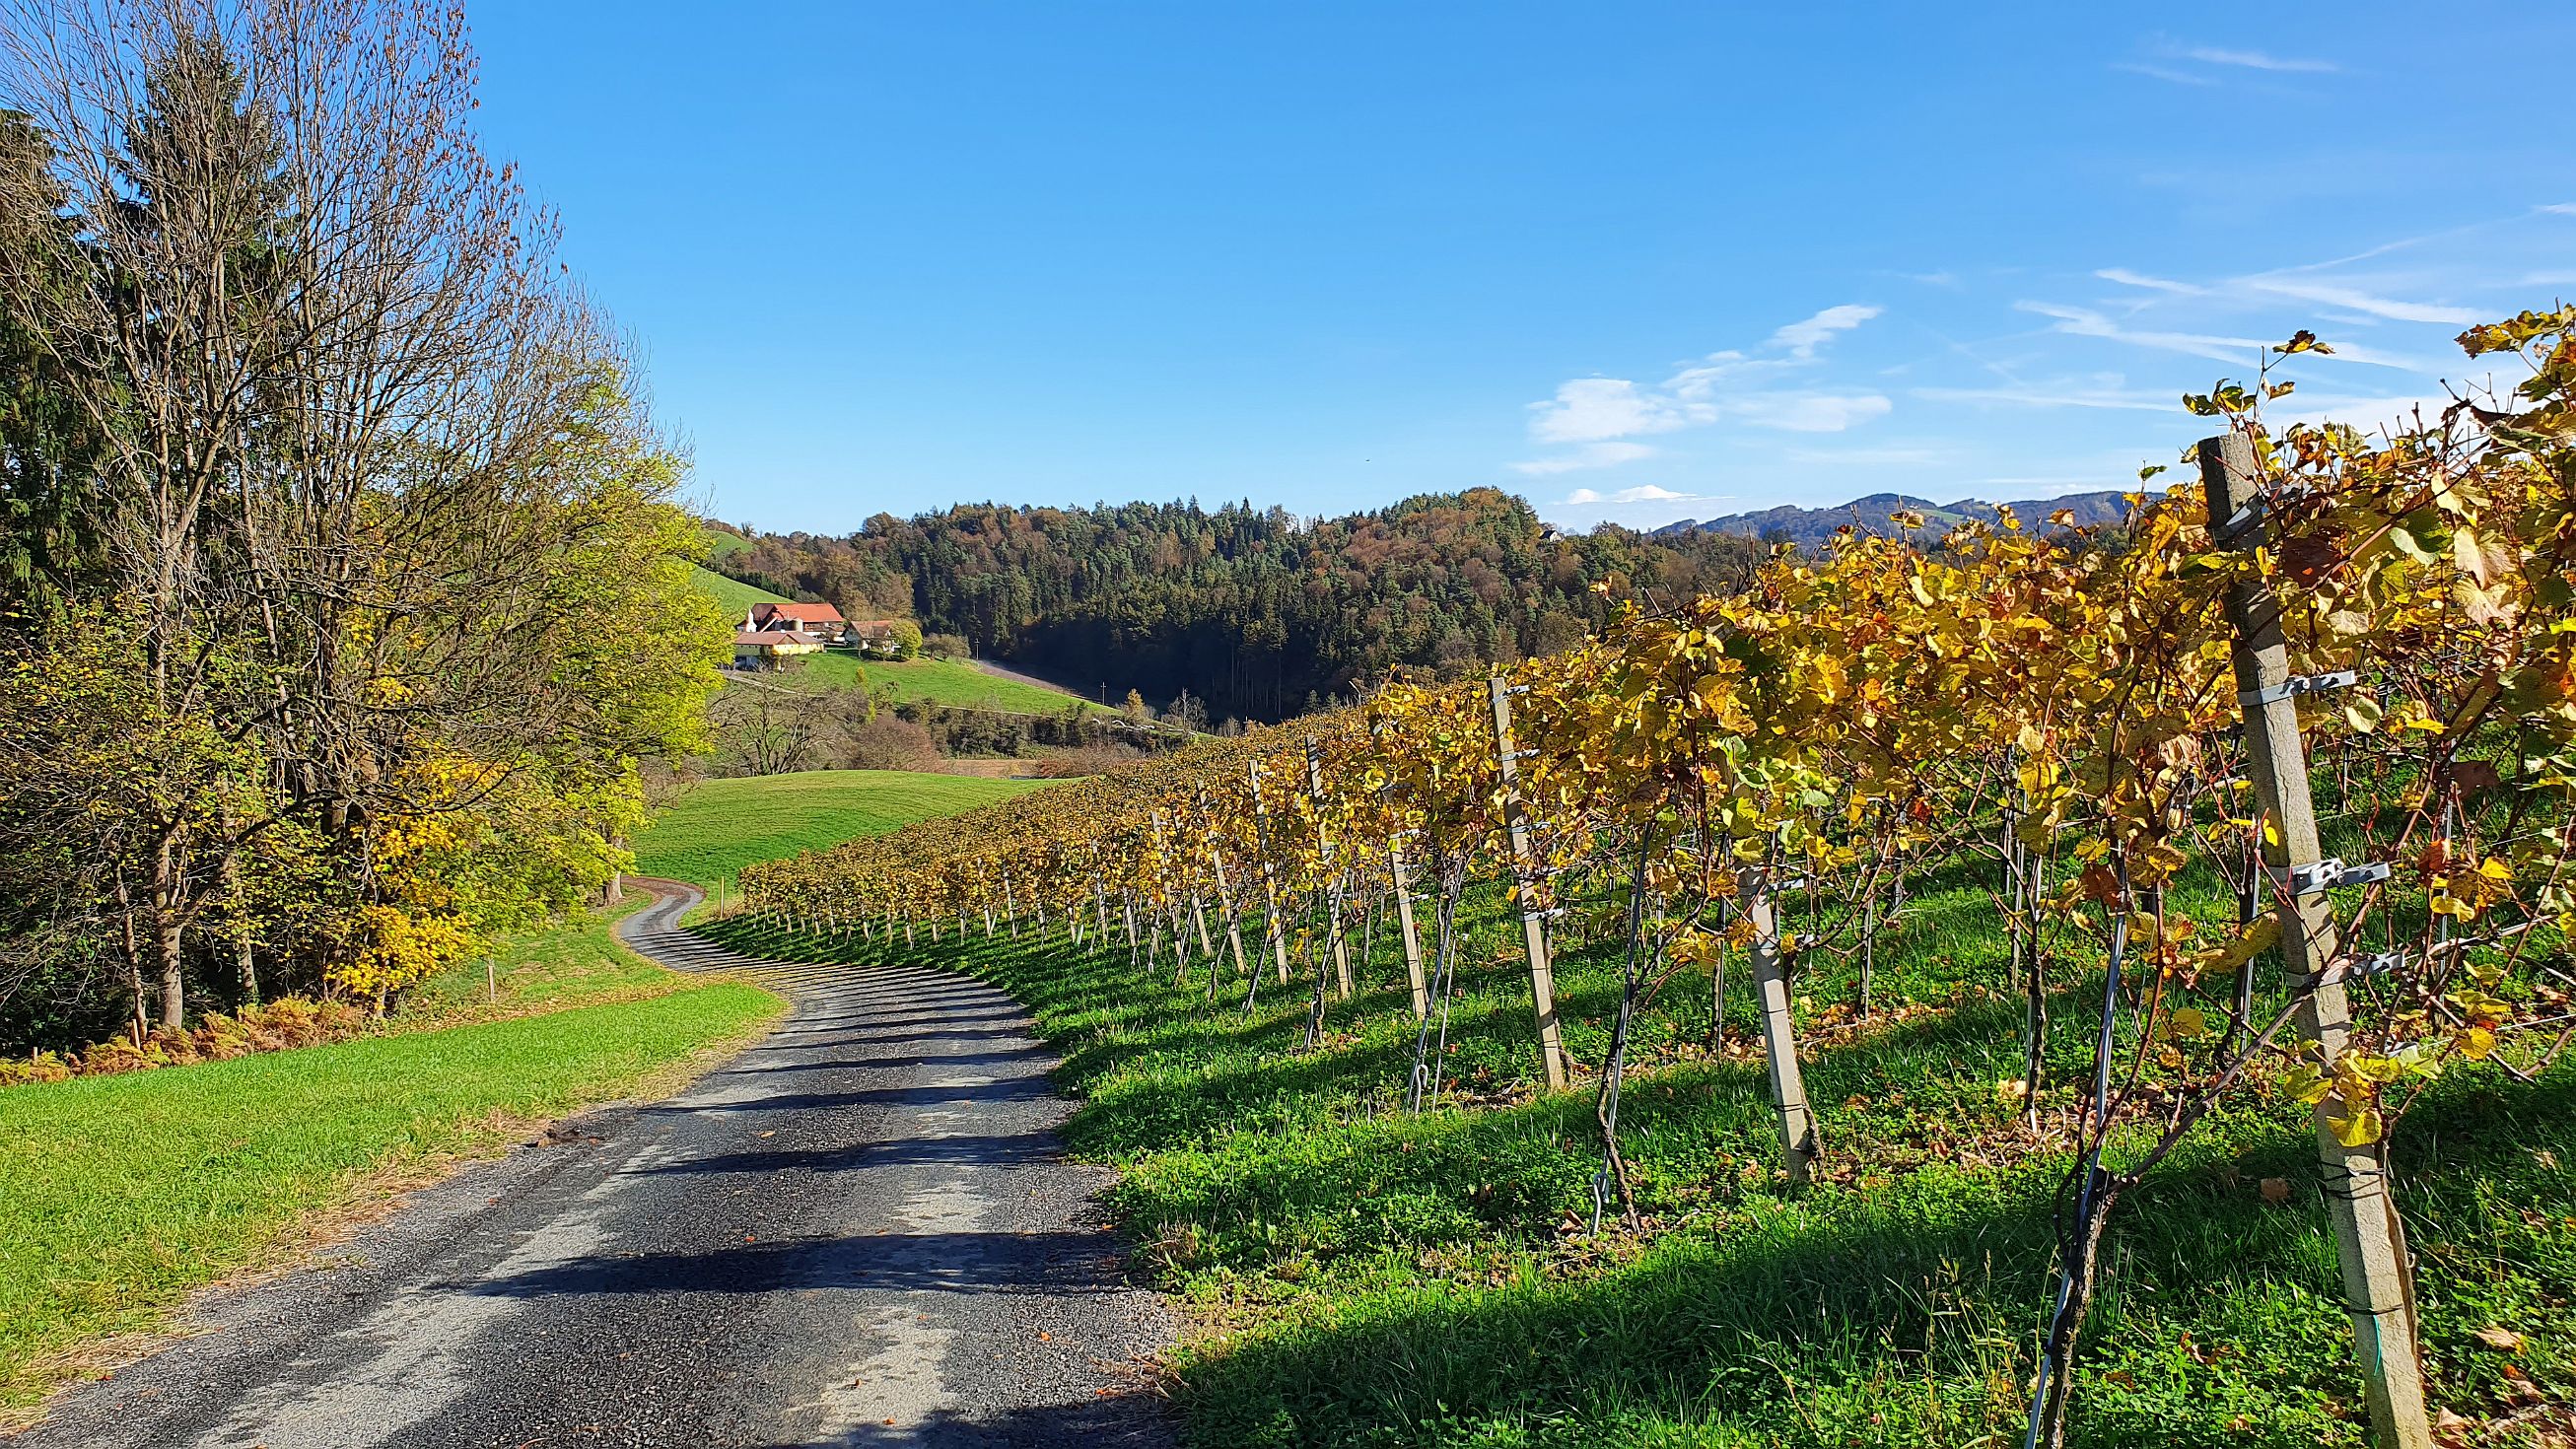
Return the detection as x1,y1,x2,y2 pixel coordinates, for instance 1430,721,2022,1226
18,879,1173,1449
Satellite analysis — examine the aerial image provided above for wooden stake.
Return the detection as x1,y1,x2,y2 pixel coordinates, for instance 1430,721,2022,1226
2204,430,2431,1449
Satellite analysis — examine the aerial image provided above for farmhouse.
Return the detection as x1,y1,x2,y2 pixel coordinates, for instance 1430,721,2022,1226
731,627,821,670
743,600,845,642
840,619,915,656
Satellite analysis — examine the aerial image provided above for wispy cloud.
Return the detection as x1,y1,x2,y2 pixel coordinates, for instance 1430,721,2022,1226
2096,267,2204,296
2016,301,2263,366
1772,304,1882,360
2541,204,2576,216
2016,300,2427,371
1515,305,1891,472
2113,62,2216,88
2170,43,2336,73
2119,38,2337,87
1561,484,1711,507
2240,277,2480,324
1511,442,1657,475
1910,382,2175,413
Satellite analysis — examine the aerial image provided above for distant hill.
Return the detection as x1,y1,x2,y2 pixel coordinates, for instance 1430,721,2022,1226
698,490,1768,724
1649,490,2130,551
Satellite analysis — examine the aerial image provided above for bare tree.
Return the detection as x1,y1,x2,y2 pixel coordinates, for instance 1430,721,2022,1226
0,0,707,1027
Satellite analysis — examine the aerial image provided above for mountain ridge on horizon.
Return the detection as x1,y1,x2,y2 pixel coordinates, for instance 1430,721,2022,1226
1644,488,2130,548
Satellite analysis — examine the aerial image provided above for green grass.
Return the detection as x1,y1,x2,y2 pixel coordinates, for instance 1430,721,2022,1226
838,653,1102,715
690,561,785,619
701,524,754,565
0,975,782,1414
397,898,691,1021
704,854,2576,1447
633,769,1048,891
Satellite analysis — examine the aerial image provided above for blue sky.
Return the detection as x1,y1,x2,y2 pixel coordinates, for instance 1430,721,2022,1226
472,3,2574,535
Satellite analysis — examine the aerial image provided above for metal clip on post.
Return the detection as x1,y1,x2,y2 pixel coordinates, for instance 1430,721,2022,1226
2268,858,2392,896
2238,670,2360,709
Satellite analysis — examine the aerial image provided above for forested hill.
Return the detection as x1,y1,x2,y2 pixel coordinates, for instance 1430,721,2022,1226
706,489,1764,724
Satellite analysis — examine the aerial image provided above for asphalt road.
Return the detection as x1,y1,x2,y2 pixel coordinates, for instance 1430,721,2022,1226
19,879,1173,1449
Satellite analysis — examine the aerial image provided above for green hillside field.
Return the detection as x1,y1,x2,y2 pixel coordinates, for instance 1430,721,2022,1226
633,769,1048,891
691,562,784,621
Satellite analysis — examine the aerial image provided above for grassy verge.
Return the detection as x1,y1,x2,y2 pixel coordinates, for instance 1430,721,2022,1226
0,974,782,1417
635,769,1048,890
396,896,683,1023
703,860,2576,1447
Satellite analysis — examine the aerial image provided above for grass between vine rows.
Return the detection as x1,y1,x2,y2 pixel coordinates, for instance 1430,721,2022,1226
0,908,785,1421
705,851,2576,1448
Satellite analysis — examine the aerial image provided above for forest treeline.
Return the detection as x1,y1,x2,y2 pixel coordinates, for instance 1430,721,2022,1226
708,489,1768,722
0,3,725,1054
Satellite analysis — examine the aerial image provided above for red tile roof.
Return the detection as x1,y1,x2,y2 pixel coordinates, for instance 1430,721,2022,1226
749,601,844,626
733,629,801,646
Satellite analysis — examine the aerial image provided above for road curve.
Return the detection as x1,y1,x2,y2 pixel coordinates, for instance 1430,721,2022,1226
18,878,1173,1449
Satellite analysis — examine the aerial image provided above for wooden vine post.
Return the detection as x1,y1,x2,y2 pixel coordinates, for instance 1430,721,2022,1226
2203,431,2431,1449
1487,675,1568,1092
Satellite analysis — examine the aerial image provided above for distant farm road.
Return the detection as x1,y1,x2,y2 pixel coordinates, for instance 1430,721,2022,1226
20,879,1171,1449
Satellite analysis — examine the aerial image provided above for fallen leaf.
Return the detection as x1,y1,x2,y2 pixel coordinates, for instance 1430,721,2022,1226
2473,1326,2525,1352
2261,1178,2291,1205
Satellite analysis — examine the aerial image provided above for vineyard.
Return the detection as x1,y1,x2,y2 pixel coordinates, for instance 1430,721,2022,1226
717,311,2576,1447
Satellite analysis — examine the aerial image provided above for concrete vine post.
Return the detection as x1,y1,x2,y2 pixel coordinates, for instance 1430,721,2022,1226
1304,744,1354,1000
2202,431,2432,1449
1486,675,1568,1092
1249,758,1294,990
1386,821,1428,1020
1739,861,1818,1185
1197,790,1251,1000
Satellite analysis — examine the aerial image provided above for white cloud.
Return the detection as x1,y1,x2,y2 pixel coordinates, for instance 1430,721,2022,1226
1511,442,1657,476
1560,485,1713,508
1527,379,1694,445
2096,267,2204,296
2241,277,2481,324
2544,204,2576,216
1771,304,1883,360
1515,305,1889,471
2172,43,2336,73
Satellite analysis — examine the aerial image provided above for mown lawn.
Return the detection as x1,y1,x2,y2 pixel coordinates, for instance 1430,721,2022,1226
633,769,1048,891
0,976,783,1417
704,854,2576,1447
